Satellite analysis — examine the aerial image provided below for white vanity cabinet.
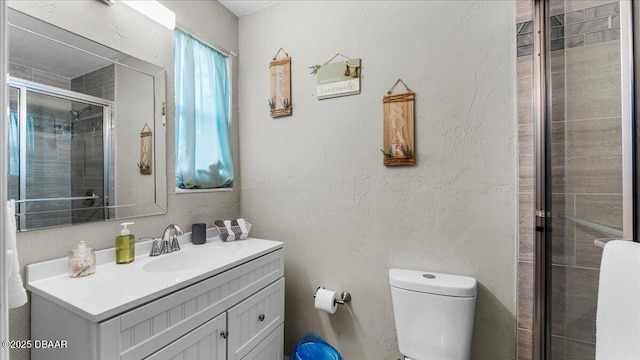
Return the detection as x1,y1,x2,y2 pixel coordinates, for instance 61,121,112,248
143,278,284,360
28,238,284,360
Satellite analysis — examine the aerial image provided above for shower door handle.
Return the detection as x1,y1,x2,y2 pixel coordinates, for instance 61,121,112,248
535,209,547,232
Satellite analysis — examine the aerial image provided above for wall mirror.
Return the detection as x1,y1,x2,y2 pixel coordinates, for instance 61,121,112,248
7,9,167,231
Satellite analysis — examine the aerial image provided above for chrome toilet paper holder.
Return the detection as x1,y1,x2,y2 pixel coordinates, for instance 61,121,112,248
314,286,352,305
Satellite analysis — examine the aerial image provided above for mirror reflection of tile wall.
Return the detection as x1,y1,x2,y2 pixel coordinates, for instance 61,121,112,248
24,91,73,229
8,61,75,228
70,65,113,224
8,62,113,228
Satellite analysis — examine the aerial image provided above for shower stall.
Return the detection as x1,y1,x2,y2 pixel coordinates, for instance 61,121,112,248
8,77,112,231
516,0,637,359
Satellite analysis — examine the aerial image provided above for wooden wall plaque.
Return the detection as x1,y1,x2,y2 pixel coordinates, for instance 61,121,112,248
316,58,361,100
139,124,152,174
269,52,292,118
382,90,415,166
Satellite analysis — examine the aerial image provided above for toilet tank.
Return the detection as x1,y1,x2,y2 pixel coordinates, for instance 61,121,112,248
389,268,477,360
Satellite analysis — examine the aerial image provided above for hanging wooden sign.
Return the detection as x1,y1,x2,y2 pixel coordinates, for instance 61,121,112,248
138,123,152,175
315,54,361,100
269,48,292,118
382,79,415,166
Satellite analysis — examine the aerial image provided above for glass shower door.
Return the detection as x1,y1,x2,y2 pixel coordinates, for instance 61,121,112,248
544,1,625,358
8,82,108,230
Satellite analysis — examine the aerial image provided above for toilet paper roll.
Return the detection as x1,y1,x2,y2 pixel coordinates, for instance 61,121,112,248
314,288,339,314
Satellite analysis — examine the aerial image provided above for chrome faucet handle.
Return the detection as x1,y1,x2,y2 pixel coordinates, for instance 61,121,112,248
160,238,172,254
148,238,161,257
170,235,181,252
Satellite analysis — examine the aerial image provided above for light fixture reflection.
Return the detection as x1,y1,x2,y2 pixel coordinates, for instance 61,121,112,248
120,0,176,30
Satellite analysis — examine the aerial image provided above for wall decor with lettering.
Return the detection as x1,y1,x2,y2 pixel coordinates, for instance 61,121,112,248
269,48,292,117
311,53,361,100
381,79,415,166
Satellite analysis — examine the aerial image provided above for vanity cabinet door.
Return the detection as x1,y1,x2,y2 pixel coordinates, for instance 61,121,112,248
143,313,226,360
118,250,283,360
241,324,284,360
227,278,285,360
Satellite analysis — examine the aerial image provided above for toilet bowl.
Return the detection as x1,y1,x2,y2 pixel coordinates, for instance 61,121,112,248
389,268,477,360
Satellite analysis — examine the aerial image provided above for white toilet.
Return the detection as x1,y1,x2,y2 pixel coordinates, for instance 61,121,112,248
389,268,477,360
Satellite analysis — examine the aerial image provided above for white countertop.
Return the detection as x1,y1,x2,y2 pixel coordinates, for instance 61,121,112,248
26,232,283,323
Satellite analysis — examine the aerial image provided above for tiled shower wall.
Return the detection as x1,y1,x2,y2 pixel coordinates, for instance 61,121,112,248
8,63,114,228
8,63,74,229
70,65,114,224
23,92,73,229
516,1,622,359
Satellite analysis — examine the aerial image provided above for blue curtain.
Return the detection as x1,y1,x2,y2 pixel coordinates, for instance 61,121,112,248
8,112,34,176
8,112,19,176
174,29,233,189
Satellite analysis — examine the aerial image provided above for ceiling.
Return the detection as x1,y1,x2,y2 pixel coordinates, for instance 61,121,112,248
219,1,280,17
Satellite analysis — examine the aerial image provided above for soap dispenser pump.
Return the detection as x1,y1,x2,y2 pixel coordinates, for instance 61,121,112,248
116,222,135,264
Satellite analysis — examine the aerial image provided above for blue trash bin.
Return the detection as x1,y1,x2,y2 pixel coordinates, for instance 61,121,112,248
292,333,342,360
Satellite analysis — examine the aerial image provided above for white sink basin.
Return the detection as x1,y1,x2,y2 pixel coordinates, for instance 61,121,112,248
142,246,233,272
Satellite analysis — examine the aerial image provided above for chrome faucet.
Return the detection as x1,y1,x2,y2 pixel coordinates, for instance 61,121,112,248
161,224,184,254
145,225,184,257
149,238,162,257
142,237,163,257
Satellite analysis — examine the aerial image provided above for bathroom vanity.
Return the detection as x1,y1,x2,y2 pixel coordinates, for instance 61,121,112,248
26,235,284,360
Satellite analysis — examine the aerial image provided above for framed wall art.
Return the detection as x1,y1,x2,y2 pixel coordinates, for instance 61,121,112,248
269,48,292,117
381,79,415,166
312,53,361,100
139,123,152,174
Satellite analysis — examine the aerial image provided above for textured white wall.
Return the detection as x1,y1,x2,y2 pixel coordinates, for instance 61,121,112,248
238,1,517,359
6,1,518,358
115,61,155,215
6,2,239,359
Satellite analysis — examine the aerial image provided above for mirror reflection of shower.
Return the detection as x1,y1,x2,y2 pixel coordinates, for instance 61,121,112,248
8,78,111,231
70,100,105,225
70,105,92,120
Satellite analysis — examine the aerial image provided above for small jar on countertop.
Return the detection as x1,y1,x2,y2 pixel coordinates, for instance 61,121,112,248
68,240,96,278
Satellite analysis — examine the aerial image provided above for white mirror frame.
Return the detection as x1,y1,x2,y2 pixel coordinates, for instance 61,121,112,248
1,0,10,356
6,9,168,231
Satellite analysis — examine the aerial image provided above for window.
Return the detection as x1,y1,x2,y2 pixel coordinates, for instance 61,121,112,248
174,29,233,189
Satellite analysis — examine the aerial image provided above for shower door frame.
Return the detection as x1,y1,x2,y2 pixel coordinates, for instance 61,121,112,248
531,0,636,359
8,77,113,230
532,1,547,359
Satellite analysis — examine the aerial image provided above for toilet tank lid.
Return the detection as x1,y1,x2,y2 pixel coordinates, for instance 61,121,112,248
389,268,477,297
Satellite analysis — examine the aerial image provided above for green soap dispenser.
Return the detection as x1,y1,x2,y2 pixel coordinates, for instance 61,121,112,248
116,222,135,264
